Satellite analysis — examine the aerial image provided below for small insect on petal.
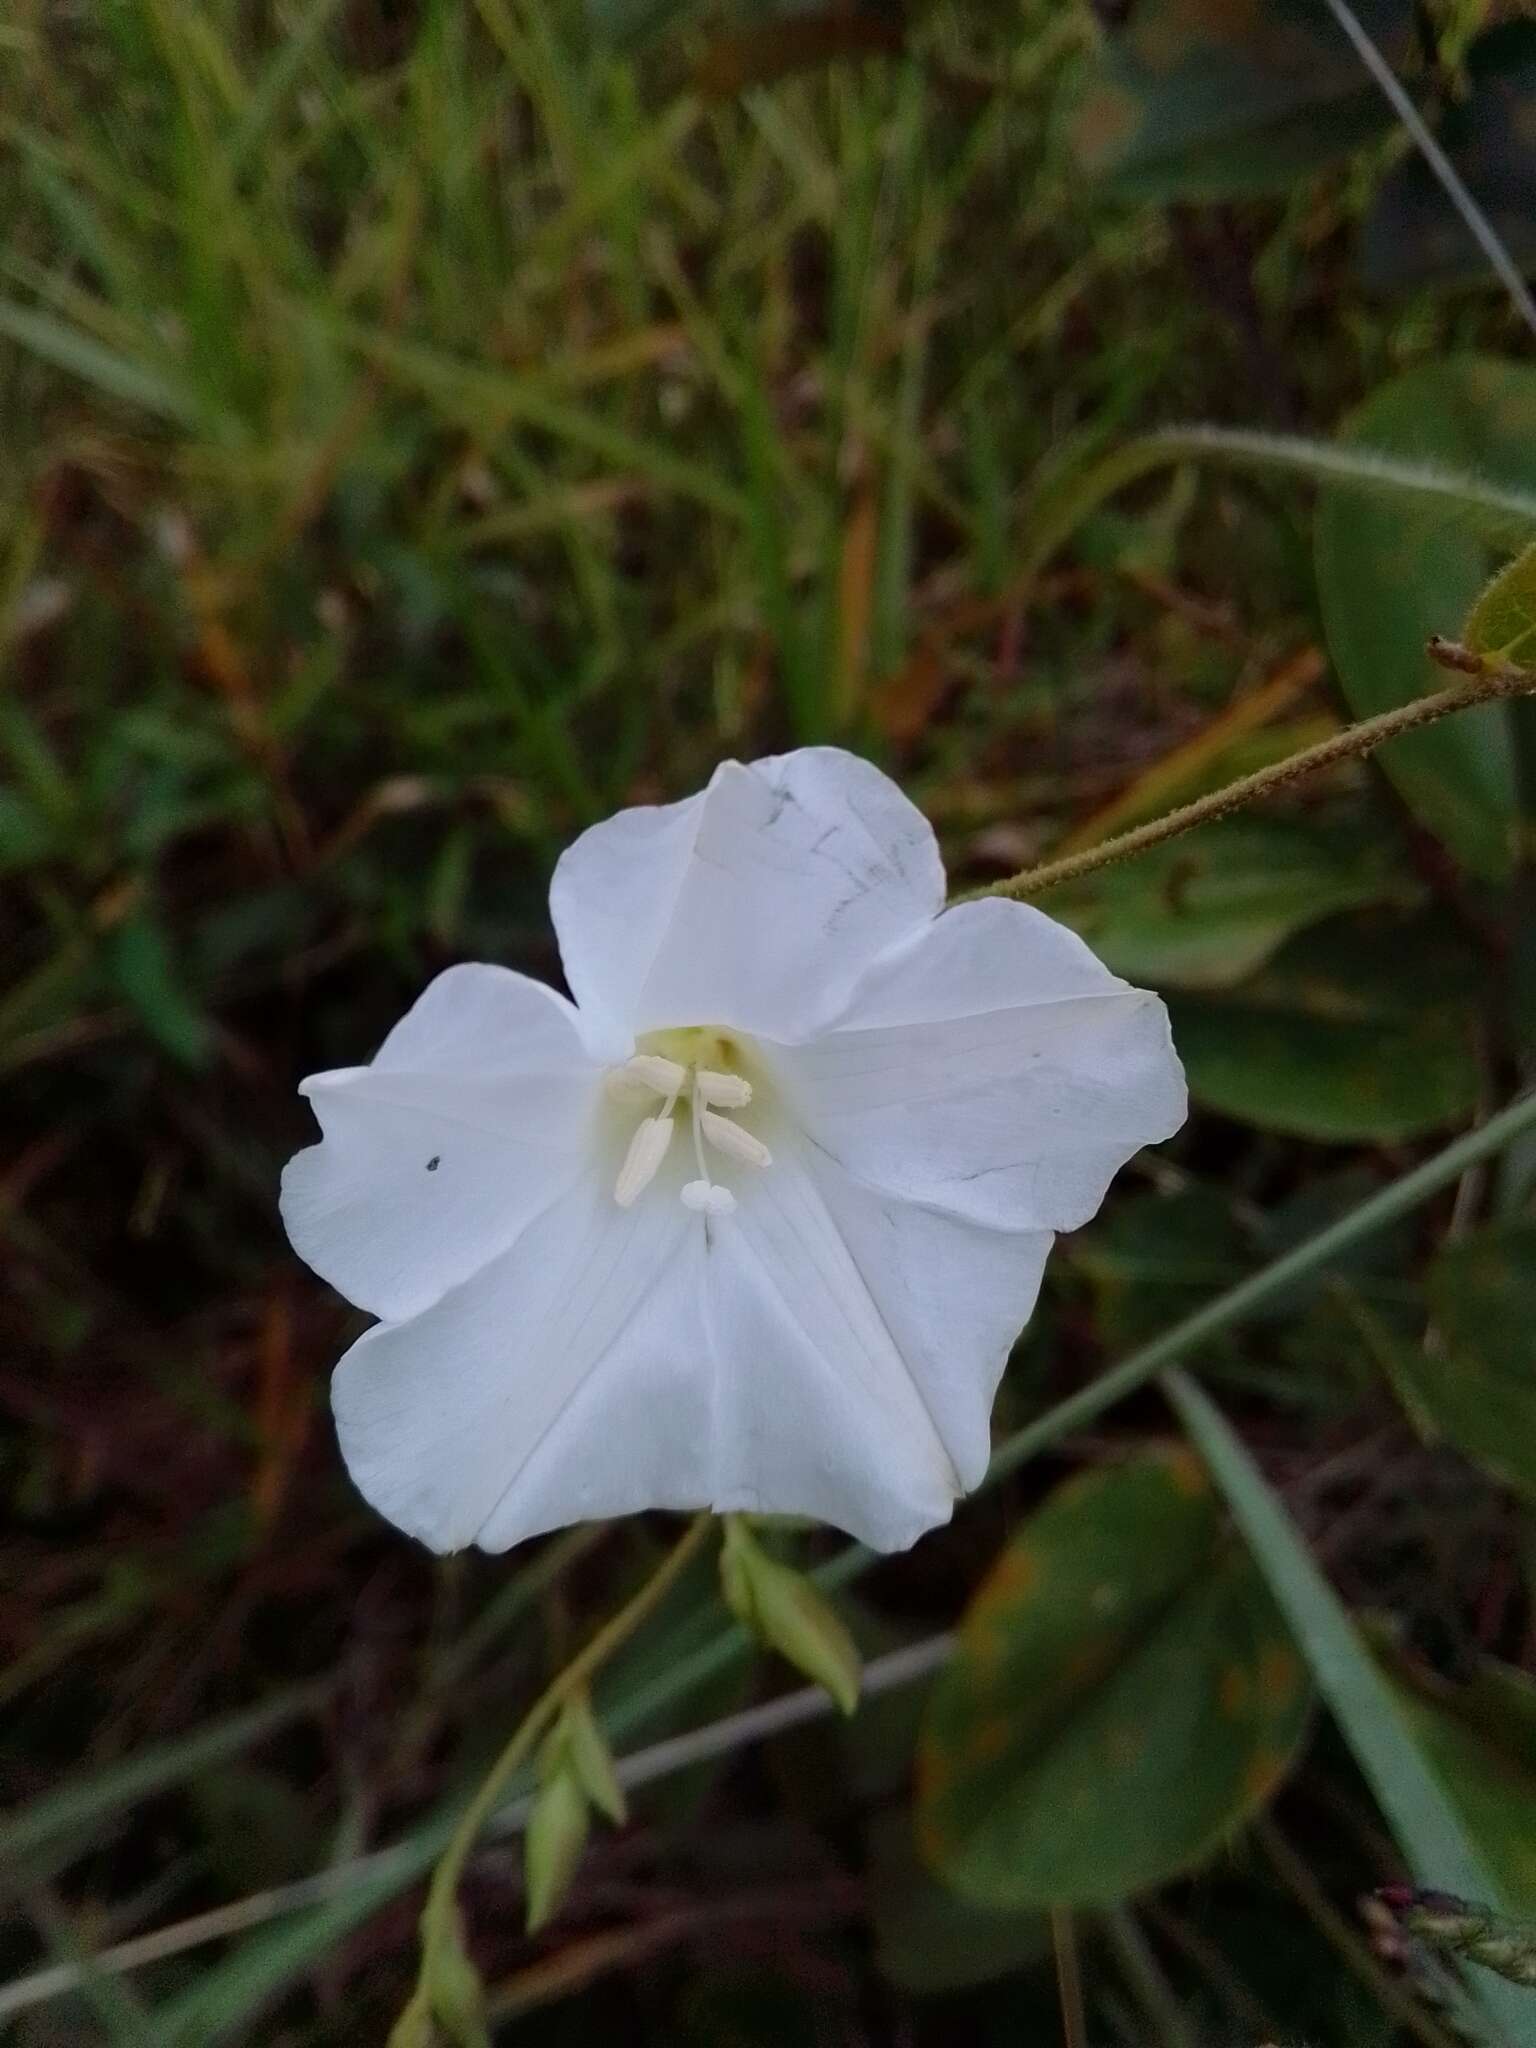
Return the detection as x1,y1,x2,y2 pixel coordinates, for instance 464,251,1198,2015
605,1054,687,1106
695,1069,752,1109
700,1109,771,1168
681,1179,736,1215
614,1115,674,1207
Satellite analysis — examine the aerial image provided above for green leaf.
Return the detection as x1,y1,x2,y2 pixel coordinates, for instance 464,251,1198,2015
1466,540,1536,669
1072,0,1410,201
0,1681,323,1868
1041,816,1419,992
1164,1371,1533,2046
0,297,202,426
1315,357,1535,879
720,1518,861,1717
1362,24,1536,297
107,912,213,1068
917,1445,1310,1909
1170,917,1483,1143
1380,1223,1536,1505
523,1765,590,1935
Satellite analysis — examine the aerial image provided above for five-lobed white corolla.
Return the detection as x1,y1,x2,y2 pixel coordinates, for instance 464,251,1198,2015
281,748,1186,1554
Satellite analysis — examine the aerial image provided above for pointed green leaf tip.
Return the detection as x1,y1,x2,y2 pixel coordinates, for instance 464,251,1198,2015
720,1517,861,1716
1466,540,1536,669
524,1766,590,1935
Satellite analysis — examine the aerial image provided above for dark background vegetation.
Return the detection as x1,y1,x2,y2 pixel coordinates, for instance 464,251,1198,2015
4,1,1536,2042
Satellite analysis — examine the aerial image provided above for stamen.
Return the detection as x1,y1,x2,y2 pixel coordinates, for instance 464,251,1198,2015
696,1069,752,1109
682,1179,737,1215
606,1054,688,1106
614,1114,674,1207
700,1109,771,1169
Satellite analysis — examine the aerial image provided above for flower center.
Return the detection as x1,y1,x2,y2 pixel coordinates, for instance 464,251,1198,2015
605,1029,771,1216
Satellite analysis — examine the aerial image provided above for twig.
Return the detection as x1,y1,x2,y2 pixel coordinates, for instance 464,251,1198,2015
0,1635,954,2021
977,646,1536,902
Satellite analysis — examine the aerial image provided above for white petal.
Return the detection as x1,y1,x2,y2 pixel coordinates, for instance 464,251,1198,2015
549,749,945,1045
799,1153,1054,1492
332,1176,707,1553
702,1145,969,1552
771,898,1187,1233
281,965,601,1322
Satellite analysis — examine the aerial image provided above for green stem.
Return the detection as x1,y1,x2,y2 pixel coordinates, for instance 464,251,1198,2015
974,659,1536,903
393,1514,711,2043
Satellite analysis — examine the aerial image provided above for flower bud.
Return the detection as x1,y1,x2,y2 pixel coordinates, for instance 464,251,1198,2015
720,1516,861,1716
524,1763,590,1934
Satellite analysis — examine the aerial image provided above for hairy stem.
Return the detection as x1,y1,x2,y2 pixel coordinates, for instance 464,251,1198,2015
974,647,1536,903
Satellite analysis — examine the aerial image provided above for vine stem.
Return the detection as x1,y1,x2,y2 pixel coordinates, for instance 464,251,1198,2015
972,644,1536,903
391,1513,712,2045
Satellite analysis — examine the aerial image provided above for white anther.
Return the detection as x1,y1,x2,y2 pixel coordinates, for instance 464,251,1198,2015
695,1069,752,1110
682,1179,737,1216
700,1109,771,1169
614,1115,674,1208
605,1054,688,1106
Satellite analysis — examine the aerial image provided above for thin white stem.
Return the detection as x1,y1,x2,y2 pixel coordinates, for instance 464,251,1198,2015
1321,0,1536,342
0,1636,954,2020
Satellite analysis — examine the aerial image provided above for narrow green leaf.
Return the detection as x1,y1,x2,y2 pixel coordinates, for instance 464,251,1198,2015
0,1681,326,1867
107,914,213,1068
0,297,201,426
1164,1370,1530,2046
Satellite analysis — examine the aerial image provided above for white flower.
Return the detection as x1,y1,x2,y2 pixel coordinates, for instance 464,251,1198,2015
281,749,1185,1554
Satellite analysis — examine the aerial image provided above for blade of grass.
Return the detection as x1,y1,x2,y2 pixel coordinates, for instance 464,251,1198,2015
0,297,202,425
226,0,350,176
0,1681,330,1872
1164,1370,1531,2047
